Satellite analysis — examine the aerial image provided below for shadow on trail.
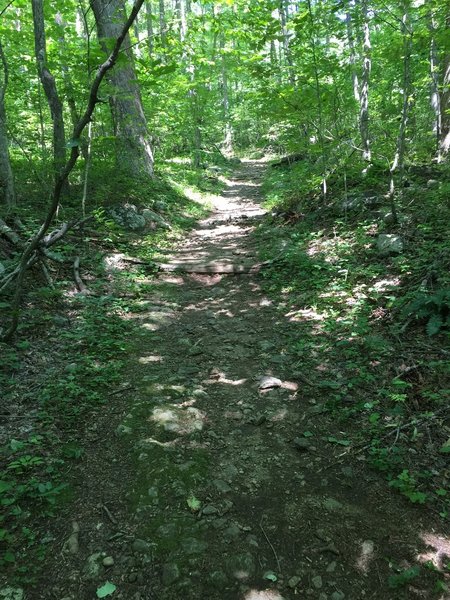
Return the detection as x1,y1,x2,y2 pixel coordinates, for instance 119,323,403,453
111,161,449,600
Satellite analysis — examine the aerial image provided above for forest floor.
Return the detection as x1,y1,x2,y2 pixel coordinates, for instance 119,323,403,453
2,161,449,600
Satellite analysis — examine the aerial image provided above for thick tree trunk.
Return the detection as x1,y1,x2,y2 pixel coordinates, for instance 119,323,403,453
90,0,154,177
31,0,67,183
0,40,15,207
359,0,371,162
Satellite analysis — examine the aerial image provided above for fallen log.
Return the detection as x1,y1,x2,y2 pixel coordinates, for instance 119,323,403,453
158,259,272,274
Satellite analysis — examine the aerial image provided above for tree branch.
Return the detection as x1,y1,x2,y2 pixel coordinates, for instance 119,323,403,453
1,0,145,342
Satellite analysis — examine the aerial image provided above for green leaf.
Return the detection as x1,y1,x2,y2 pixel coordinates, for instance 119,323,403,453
0,481,13,494
369,413,380,424
96,582,116,598
187,495,201,512
327,436,351,446
440,440,450,454
426,314,443,336
263,570,277,582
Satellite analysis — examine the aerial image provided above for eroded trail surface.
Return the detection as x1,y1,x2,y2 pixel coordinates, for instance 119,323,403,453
44,162,446,600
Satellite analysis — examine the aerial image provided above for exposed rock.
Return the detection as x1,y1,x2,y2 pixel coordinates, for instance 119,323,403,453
293,437,312,451
223,523,241,538
258,376,282,390
226,552,255,579
109,204,146,231
288,575,301,588
331,592,345,600
202,504,219,516
83,552,103,580
64,521,79,554
312,575,323,589
382,211,396,225
376,234,403,256
181,538,208,554
103,556,114,567
142,208,171,230
162,563,180,585
132,539,150,554
426,179,439,188
213,479,232,493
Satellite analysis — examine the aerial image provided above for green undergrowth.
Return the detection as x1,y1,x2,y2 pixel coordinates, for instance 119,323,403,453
255,157,450,515
0,158,222,584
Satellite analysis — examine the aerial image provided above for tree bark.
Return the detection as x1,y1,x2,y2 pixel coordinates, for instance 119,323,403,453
146,1,154,58
440,13,450,155
90,0,154,177
359,0,371,162
391,0,413,184
346,3,360,104
0,39,15,207
31,0,67,183
428,10,442,160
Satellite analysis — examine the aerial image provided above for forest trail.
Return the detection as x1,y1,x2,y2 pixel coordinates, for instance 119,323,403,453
40,162,447,600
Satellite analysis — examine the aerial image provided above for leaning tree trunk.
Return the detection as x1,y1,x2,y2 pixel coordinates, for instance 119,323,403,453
90,0,154,177
31,0,67,184
0,40,15,207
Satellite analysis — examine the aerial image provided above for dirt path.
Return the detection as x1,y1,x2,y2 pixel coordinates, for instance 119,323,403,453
38,162,448,600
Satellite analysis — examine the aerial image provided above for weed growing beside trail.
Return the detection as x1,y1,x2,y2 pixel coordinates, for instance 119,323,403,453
254,158,450,518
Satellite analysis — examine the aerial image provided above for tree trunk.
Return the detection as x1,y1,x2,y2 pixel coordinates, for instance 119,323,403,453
0,40,15,207
346,3,360,104
279,0,294,84
441,55,450,154
391,0,412,184
359,0,371,162
146,1,154,58
221,35,232,152
31,0,67,184
428,10,441,160
440,13,450,155
159,0,167,51
90,0,154,177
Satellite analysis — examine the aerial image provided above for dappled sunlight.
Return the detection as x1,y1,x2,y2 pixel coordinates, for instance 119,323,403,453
356,539,375,574
244,590,286,600
286,307,326,322
150,405,205,434
417,533,450,570
138,354,163,364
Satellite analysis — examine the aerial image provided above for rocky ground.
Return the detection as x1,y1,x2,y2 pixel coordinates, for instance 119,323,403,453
10,161,449,600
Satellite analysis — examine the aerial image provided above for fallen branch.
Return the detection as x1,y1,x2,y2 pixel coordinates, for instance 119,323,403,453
1,0,145,342
73,256,90,294
0,218,21,245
